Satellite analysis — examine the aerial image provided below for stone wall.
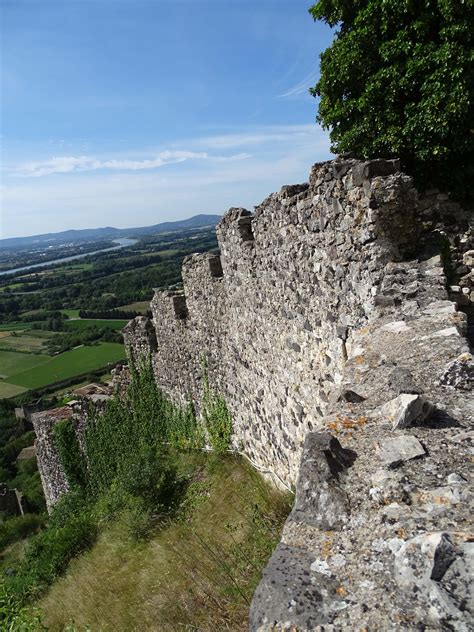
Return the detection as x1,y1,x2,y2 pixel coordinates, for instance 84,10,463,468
124,156,473,488
32,156,473,628
31,407,72,511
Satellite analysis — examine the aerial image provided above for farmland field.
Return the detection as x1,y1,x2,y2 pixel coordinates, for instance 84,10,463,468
0,382,28,398
62,309,81,318
0,331,54,353
64,319,128,331
7,342,126,389
118,301,151,313
0,322,34,332
0,349,50,378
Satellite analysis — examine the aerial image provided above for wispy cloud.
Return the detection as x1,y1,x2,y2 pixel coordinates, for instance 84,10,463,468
277,70,318,98
2,123,332,238
17,150,250,177
196,125,318,149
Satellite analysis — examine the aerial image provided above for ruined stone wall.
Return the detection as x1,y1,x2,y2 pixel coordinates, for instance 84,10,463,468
31,407,72,511
125,156,473,487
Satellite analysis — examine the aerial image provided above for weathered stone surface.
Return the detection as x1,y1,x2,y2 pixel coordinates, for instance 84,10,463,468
439,353,474,390
123,315,157,363
463,250,474,267
249,543,340,632
378,435,426,467
380,393,433,429
290,432,355,530
394,532,473,630
31,407,72,511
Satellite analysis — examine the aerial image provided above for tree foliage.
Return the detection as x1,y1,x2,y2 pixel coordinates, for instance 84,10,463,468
310,0,474,200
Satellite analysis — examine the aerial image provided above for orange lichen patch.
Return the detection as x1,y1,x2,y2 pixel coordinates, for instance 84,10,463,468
324,415,368,435
414,491,451,505
396,527,406,539
321,533,334,559
452,532,474,543
335,586,347,597
353,355,366,365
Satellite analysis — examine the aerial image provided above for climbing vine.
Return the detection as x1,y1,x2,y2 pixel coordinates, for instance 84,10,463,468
54,357,204,499
202,359,233,453
53,418,87,489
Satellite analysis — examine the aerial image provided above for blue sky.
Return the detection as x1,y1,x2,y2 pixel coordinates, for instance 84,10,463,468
1,0,334,238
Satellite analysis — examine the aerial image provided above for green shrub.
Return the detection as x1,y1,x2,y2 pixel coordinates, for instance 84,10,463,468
10,459,46,514
6,358,205,603
202,366,233,454
0,583,47,631
310,0,473,201
53,420,87,489
0,514,44,551
10,511,97,600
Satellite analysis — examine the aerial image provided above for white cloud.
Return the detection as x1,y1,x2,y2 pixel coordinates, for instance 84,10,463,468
277,70,318,99
17,150,250,177
2,123,332,237
195,124,319,149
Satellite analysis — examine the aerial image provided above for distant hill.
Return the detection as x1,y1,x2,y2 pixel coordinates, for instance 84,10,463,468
0,214,222,250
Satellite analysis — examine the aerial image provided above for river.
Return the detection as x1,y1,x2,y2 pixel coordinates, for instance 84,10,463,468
0,238,138,277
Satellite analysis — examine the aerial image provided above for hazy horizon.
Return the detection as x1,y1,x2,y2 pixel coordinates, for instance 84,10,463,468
0,212,222,242
1,1,333,239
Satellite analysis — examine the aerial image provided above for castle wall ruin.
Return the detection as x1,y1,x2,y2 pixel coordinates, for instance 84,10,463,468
33,156,473,629
124,156,473,486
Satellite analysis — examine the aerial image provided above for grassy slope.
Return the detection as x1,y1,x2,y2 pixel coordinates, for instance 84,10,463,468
39,455,291,632
7,343,126,389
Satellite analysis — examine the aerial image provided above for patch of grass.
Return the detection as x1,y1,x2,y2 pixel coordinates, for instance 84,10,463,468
61,310,80,318
38,454,291,632
117,301,151,314
0,322,33,332
64,319,128,331
0,282,28,292
0,382,29,398
0,349,50,378
0,333,52,353
7,343,126,389
0,514,45,552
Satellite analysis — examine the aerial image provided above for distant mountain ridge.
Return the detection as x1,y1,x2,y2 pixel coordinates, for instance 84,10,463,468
0,214,222,250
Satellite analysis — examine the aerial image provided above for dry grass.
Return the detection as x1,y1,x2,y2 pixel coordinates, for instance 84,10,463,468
39,455,291,632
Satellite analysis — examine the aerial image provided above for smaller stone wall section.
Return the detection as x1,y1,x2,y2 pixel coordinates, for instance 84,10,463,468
31,407,72,511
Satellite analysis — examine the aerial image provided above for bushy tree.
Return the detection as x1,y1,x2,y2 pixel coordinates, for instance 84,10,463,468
310,0,473,201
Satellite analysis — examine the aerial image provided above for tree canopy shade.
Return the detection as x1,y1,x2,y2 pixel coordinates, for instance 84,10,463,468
309,0,474,202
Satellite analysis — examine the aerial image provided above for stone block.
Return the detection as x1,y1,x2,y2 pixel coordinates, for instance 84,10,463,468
380,393,433,429
378,435,426,467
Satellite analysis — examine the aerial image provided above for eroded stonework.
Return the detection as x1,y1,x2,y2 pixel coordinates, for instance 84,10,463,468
124,157,473,487
34,156,473,629
123,156,473,630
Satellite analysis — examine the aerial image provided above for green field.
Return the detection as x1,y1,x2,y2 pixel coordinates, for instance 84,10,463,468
64,319,128,331
62,309,81,318
0,382,28,398
0,322,34,332
0,331,53,353
0,349,50,378
118,301,151,313
7,343,126,389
